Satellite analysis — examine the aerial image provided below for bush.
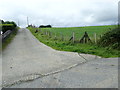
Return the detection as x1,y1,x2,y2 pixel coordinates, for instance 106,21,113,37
98,27,120,50
1,20,17,33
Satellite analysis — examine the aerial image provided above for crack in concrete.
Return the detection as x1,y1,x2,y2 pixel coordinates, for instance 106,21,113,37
2,53,100,88
2,62,86,87
78,53,88,61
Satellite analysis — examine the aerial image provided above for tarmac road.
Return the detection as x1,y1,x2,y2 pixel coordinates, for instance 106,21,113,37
1,28,118,88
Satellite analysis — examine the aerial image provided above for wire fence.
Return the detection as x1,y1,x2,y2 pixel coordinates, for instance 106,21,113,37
34,28,103,44
2,30,12,42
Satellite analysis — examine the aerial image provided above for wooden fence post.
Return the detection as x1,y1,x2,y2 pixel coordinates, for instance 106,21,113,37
72,32,75,43
54,33,57,40
46,31,48,35
47,31,49,36
44,30,46,35
80,32,92,43
61,32,64,41
50,32,52,38
94,33,97,43
39,29,41,33
69,32,75,43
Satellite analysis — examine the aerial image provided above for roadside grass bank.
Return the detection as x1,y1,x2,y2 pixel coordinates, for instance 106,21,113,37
2,27,19,50
28,26,119,58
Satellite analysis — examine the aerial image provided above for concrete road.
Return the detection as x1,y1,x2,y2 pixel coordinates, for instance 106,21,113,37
2,28,118,88
10,58,118,88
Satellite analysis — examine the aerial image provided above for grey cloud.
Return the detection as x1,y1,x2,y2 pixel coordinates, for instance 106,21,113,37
0,0,119,27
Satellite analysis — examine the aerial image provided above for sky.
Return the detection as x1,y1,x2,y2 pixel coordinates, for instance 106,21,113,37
0,0,119,27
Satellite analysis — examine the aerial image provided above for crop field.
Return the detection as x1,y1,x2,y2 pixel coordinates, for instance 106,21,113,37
39,25,117,41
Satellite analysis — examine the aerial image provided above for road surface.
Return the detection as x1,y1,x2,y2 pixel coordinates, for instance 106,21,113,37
1,28,118,88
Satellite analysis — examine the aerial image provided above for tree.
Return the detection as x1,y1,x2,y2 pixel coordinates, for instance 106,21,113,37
39,25,52,28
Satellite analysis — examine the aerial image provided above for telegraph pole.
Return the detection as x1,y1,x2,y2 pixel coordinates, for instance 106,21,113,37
27,16,29,26
118,2,120,28
18,20,20,26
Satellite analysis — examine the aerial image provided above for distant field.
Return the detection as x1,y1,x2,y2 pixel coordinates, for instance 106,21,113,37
28,25,119,58
39,25,117,41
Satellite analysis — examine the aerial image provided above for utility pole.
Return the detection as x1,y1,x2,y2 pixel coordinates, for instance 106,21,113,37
18,20,19,26
27,16,29,26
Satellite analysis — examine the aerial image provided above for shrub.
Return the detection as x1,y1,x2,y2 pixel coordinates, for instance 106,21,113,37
1,20,17,33
98,26,120,50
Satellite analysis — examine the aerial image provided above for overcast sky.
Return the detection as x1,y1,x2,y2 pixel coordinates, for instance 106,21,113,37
0,0,119,27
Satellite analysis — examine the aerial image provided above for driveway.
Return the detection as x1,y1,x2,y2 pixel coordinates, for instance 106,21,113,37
1,28,118,88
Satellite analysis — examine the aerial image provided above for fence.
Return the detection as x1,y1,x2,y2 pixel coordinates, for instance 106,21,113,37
35,28,103,44
2,30,12,42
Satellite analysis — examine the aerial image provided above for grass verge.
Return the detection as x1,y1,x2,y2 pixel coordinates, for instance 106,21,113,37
28,27,119,58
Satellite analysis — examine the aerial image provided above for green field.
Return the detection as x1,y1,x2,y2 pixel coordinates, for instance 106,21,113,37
39,25,117,41
0,24,14,26
28,25,119,58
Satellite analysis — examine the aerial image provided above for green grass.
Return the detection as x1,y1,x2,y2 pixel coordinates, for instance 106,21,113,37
2,28,18,50
39,25,117,41
28,25,119,58
0,24,14,26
